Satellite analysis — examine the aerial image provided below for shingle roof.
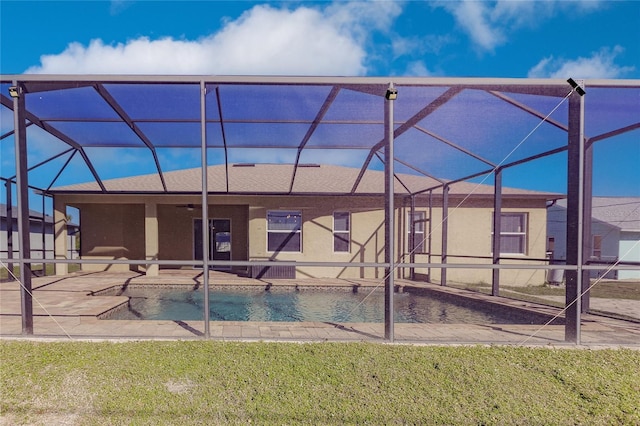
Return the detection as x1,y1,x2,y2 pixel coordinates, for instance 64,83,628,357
555,197,640,231
50,163,558,198
0,203,52,222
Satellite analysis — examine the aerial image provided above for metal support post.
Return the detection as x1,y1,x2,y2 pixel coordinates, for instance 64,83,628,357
581,142,593,313
13,81,33,334
384,83,396,341
5,181,14,279
441,185,449,286
565,85,586,343
492,168,503,296
427,191,433,282
410,195,416,280
41,192,46,276
200,81,210,338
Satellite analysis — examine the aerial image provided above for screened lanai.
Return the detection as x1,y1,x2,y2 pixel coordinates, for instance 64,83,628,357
1,75,639,343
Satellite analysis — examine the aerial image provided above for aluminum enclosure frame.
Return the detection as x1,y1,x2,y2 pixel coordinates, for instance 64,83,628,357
2,75,639,343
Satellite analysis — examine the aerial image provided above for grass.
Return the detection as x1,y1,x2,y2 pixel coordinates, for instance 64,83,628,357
0,263,81,280
452,280,640,301
507,280,640,300
448,280,640,314
1,341,639,425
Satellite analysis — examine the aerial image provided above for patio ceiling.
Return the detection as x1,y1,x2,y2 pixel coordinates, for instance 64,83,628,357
1,75,638,195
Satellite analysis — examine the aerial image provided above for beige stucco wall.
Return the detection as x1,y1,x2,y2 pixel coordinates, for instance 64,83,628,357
53,197,68,275
157,203,249,271
57,193,549,285
75,202,144,272
243,194,547,285
400,197,548,286
246,195,388,279
59,194,250,273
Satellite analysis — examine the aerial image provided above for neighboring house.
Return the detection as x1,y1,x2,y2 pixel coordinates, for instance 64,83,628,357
49,163,558,286
547,197,640,280
0,203,79,262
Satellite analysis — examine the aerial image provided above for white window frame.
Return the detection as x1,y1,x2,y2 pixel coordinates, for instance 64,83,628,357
333,211,350,253
497,212,528,255
407,211,427,254
266,210,302,253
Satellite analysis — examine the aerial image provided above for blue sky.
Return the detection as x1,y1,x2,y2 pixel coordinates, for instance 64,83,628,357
2,1,639,78
1,0,639,199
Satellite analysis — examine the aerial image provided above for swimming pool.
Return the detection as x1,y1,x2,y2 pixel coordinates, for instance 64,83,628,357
102,286,546,324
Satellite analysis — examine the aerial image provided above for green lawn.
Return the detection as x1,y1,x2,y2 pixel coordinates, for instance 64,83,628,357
0,263,81,280
1,341,638,425
452,280,640,302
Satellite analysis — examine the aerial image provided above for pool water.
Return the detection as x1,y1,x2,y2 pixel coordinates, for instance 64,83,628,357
103,287,542,324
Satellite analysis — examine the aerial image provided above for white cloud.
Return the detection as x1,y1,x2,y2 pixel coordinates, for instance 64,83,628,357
527,46,635,79
109,0,132,15
392,34,452,58
25,3,402,76
446,1,504,51
405,61,433,77
324,1,401,39
436,0,605,52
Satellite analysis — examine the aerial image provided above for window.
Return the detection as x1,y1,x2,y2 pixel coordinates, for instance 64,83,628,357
333,212,350,252
498,213,527,255
547,237,555,256
407,211,426,253
593,235,602,259
267,210,302,252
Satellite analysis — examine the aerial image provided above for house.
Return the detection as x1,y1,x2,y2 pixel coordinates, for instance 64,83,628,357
0,203,79,263
547,197,640,280
49,163,558,286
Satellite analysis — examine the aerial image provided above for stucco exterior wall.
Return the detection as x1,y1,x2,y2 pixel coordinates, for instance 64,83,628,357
157,203,249,271
546,204,638,280
619,231,640,279
0,221,54,259
157,204,195,262
244,194,547,285
400,197,548,286
247,195,388,279
76,203,144,272
58,193,548,285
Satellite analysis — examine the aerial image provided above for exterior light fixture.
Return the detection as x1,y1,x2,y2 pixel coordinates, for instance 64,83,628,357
567,78,586,96
385,87,398,100
8,86,20,98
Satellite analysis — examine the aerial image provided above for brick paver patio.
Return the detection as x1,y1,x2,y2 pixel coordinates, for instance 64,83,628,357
2,271,639,347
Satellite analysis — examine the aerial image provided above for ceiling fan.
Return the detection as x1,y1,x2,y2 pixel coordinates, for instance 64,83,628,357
176,204,202,211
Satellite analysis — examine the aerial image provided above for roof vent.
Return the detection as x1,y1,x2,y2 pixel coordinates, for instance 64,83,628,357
233,163,256,167
299,164,320,168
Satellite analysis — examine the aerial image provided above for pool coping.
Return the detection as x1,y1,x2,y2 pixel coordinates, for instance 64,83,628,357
95,281,565,325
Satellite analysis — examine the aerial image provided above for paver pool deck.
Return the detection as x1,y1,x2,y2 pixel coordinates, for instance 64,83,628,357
1,270,639,347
